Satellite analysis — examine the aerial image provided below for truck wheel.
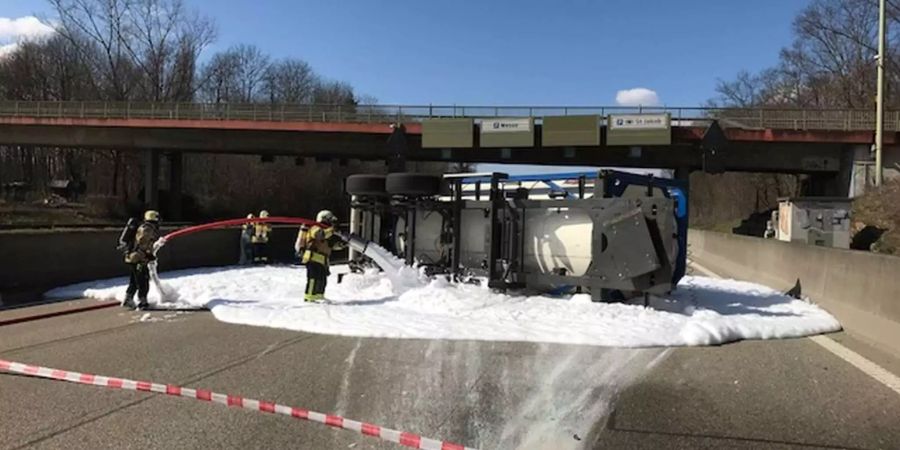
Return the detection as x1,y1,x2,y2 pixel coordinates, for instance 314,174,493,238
385,173,442,197
345,174,386,196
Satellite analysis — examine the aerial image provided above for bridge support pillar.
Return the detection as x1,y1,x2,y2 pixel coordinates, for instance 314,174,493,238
143,149,160,211
845,144,900,196
168,151,184,221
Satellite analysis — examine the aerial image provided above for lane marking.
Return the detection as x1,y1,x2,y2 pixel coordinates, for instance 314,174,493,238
688,260,900,398
808,335,900,397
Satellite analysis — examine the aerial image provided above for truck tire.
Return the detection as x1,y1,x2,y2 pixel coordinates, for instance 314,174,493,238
345,174,386,196
385,173,442,197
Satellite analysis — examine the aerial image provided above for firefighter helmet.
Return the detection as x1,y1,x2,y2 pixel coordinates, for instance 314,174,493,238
316,210,337,225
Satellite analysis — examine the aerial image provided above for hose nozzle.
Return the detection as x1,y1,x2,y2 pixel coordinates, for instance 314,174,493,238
336,231,369,254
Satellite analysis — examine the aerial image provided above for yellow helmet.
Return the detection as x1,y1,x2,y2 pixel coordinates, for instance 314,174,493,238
259,210,270,218
144,210,160,222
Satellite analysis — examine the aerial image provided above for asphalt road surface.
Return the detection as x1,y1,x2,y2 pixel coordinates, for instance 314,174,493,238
2,301,900,450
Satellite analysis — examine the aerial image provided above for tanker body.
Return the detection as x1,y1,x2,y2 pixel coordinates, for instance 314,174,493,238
346,170,687,301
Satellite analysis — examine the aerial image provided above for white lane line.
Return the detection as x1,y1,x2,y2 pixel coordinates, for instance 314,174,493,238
688,260,900,398
808,335,900,396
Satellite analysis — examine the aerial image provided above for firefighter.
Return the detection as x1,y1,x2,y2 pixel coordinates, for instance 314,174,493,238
252,210,271,263
239,213,255,265
123,210,161,310
764,220,776,239
297,210,343,302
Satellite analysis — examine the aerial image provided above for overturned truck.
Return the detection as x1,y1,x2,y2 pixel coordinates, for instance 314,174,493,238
345,170,688,302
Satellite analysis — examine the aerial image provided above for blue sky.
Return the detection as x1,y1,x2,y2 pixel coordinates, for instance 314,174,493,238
5,0,810,106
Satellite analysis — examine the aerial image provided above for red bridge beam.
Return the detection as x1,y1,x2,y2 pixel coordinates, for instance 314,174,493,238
0,116,408,135
673,126,891,144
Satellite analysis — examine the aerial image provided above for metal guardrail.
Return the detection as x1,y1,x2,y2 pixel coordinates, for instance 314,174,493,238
0,101,897,131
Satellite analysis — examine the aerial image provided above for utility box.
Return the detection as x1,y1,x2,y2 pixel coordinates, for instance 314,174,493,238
773,197,851,248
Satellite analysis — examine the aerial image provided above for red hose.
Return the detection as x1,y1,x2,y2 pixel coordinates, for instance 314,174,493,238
162,216,323,242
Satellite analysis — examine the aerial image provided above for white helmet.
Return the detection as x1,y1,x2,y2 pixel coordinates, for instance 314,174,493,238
316,210,337,225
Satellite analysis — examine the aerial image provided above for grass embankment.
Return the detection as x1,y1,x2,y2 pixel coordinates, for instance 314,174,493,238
852,178,900,255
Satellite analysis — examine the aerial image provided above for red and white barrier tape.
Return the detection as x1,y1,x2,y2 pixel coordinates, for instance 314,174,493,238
0,359,475,450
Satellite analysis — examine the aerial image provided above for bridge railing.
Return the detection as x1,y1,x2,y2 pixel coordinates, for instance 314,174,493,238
0,101,897,131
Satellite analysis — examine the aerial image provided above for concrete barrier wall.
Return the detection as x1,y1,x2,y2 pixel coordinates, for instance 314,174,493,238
0,226,303,303
689,229,900,356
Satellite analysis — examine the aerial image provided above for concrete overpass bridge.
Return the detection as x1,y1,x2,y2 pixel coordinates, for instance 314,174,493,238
1,101,897,214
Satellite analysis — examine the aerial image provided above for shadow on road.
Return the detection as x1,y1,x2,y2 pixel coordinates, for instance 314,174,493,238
601,407,870,450
658,277,806,318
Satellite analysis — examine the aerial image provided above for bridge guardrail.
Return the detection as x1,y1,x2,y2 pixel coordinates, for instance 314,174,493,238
0,101,897,131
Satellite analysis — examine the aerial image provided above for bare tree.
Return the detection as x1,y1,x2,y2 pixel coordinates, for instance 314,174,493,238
714,0,900,109
199,44,270,103
0,40,50,100
262,58,318,103
127,0,215,100
708,70,780,107
47,0,215,101
356,94,378,105
312,79,356,105
232,44,269,102
48,0,136,100
198,50,239,103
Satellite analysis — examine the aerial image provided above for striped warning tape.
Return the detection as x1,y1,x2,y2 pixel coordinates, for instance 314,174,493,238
0,359,475,450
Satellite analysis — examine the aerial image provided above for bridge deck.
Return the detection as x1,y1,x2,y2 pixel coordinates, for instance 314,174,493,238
0,101,890,173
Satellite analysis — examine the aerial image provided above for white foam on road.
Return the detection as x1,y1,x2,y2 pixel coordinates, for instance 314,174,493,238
45,265,841,347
